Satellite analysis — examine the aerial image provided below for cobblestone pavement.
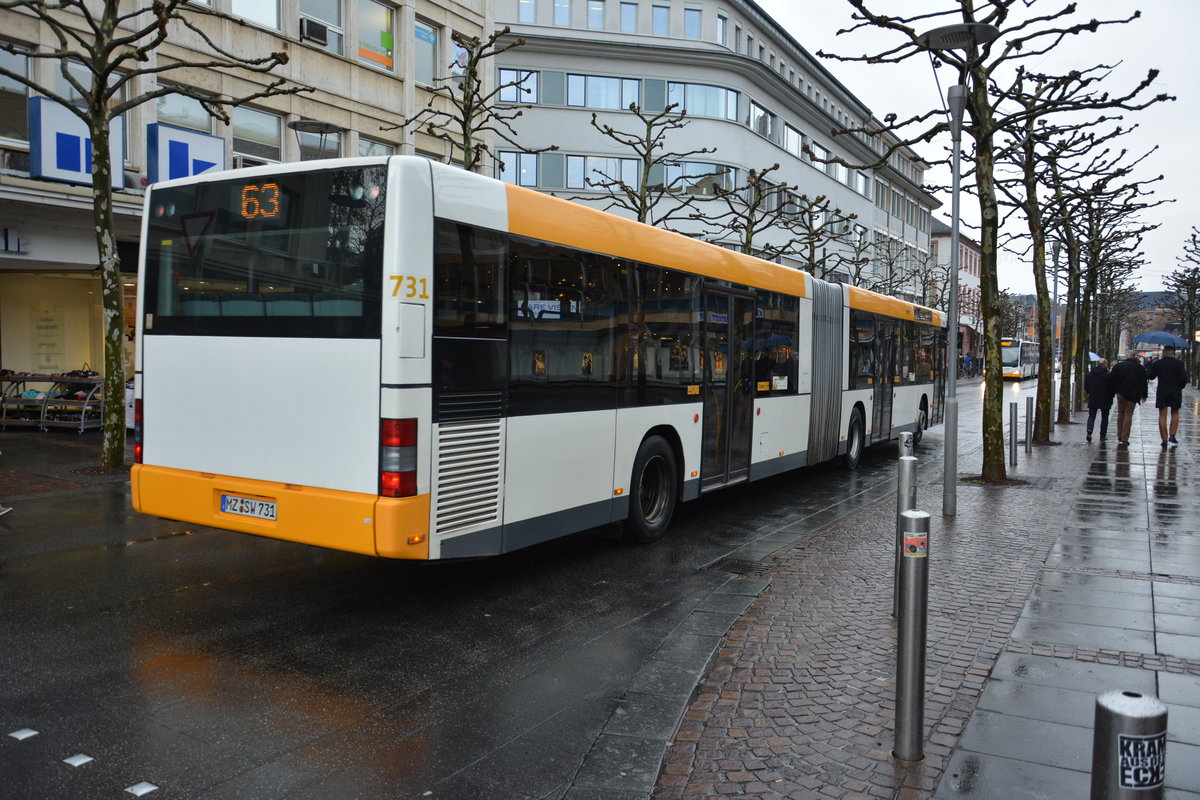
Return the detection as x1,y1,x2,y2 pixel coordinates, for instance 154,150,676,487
654,397,1200,800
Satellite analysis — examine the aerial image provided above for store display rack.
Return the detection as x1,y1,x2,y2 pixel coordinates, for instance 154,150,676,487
0,374,103,433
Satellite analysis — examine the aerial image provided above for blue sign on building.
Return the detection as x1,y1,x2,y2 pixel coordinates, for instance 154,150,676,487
28,97,126,189
146,123,226,184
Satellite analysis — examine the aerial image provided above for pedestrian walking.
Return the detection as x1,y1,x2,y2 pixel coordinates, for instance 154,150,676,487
1110,351,1149,448
1147,345,1190,449
1084,358,1114,442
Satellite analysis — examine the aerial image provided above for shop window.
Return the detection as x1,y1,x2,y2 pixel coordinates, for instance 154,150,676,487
300,0,344,54
232,106,282,164
357,0,395,70
232,0,279,29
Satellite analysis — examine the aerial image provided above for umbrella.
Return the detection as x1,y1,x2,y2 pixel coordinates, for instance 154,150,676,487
1132,331,1188,348
1089,351,1102,361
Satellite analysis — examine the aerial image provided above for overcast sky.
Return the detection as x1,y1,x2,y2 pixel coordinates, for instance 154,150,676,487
755,0,1197,296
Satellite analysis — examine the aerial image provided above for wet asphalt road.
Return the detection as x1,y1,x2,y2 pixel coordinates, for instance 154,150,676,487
0,380,1038,799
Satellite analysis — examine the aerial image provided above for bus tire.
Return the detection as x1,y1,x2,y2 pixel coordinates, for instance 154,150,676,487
624,436,678,544
842,409,864,470
914,400,928,447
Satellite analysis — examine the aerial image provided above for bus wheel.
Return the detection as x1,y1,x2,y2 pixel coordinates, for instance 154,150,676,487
624,436,678,543
842,410,864,470
914,401,928,447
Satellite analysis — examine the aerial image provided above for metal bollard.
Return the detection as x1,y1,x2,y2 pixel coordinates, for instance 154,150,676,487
1026,396,1034,454
1010,401,1018,466
1091,690,1168,800
893,434,917,618
894,509,930,763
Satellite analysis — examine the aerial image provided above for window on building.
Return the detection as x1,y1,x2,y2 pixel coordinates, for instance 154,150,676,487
567,74,639,109
232,0,279,29
499,69,540,103
587,0,604,28
156,92,212,133
684,8,701,38
734,24,741,51
891,188,903,218
666,82,737,120
359,137,394,156
300,0,343,54
0,45,29,143
748,101,777,140
566,155,638,188
414,21,438,85
298,127,341,161
783,124,803,159
450,37,470,81
652,5,668,35
661,161,734,196
519,0,536,22
232,107,282,164
499,151,538,186
620,2,637,31
758,44,765,61
716,15,727,45
875,179,887,210
746,34,753,55
554,0,570,24
357,0,394,69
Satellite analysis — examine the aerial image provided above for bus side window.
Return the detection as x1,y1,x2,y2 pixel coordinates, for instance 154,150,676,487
432,220,507,335
849,310,875,389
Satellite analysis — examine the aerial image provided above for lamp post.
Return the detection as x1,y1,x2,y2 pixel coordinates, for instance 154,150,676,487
916,22,1000,517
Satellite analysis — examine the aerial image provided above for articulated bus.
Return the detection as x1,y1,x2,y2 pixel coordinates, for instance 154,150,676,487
1000,338,1039,380
132,156,945,559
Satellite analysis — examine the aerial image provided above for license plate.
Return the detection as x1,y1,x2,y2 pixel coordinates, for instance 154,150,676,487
220,494,277,520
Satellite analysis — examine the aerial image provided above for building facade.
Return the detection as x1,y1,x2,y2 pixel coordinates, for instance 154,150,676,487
931,217,982,362
492,0,939,295
0,0,488,375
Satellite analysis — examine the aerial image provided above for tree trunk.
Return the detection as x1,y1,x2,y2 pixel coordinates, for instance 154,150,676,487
90,115,127,469
971,77,1007,481
1057,238,1080,422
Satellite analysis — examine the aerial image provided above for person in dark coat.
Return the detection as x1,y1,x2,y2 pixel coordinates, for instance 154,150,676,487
1084,358,1114,442
1109,352,1148,448
1147,346,1190,449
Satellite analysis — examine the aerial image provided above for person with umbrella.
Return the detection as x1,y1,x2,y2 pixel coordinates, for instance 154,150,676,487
1147,345,1189,449
1110,351,1149,448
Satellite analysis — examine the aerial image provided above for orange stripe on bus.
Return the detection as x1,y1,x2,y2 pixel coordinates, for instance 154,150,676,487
505,184,808,298
847,285,942,325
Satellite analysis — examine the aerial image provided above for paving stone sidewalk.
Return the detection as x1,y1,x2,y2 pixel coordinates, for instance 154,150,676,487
654,401,1200,800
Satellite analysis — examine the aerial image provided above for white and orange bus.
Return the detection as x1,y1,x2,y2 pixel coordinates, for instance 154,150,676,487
132,156,945,559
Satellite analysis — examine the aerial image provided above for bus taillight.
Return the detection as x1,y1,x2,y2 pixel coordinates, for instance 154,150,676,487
134,399,144,464
380,418,417,497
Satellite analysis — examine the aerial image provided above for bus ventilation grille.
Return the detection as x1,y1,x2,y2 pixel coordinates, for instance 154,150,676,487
434,419,503,535
438,392,503,422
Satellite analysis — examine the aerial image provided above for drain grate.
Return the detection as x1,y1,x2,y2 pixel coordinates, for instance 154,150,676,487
708,557,774,575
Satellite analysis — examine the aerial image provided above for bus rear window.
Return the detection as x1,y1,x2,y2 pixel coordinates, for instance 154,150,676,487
142,165,386,338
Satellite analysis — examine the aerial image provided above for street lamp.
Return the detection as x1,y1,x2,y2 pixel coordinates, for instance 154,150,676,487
916,22,1000,517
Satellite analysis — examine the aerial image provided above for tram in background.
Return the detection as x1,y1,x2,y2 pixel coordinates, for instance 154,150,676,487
131,156,946,560
1000,338,1039,380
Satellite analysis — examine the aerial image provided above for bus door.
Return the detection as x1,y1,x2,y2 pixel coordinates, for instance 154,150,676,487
701,289,754,491
872,318,896,441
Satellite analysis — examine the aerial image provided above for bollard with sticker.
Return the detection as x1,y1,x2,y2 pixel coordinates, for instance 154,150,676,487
894,509,930,763
1091,690,1167,800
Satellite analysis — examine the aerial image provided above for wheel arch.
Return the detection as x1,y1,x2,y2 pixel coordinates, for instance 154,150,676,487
640,424,685,500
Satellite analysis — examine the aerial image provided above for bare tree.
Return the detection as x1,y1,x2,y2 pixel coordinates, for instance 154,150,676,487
0,0,305,467
1166,229,1200,383
820,0,1166,481
390,27,555,173
787,193,861,280
698,164,805,258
